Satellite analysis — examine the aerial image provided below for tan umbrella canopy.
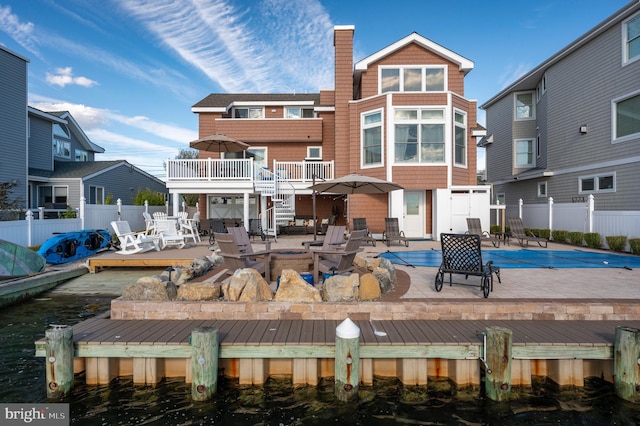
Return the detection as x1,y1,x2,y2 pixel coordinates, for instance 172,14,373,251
309,173,404,240
309,173,404,194
189,133,250,153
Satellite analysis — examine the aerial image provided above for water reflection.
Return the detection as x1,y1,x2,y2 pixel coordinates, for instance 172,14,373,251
2,296,640,425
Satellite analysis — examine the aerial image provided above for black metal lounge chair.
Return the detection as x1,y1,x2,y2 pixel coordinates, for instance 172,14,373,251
382,217,409,247
208,219,227,245
466,218,500,248
435,233,500,298
507,217,548,248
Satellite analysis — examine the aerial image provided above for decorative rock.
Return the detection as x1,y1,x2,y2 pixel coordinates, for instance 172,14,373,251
192,256,214,275
367,257,382,271
121,277,170,300
359,273,382,300
321,273,359,302
275,269,322,303
352,255,368,270
223,269,248,301
166,281,178,300
238,270,273,302
177,282,221,301
373,266,394,294
378,257,396,282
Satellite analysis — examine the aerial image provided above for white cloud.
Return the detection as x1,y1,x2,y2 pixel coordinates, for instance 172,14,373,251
106,112,197,144
0,5,39,57
115,0,335,93
45,67,98,88
498,62,532,89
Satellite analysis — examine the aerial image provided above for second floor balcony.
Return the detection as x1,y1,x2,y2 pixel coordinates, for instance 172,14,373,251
166,158,334,190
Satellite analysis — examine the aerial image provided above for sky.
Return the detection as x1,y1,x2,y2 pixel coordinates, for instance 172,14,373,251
0,0,632,180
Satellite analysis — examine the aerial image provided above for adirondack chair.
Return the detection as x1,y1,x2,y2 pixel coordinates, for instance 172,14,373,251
466,218,500,248
110,220,159,254
352,217,376,246
313,229,365,284
142,211,156,235
382,217,409,247
213,232,271,282
508,217,548,248
435,233,499,298
155,219,186,249
227,226,271,253
179,211,201,243
302,225,346,250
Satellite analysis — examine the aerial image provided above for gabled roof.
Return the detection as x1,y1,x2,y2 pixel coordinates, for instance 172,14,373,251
354,32,474,76
47,111,105,153
192,93,321,113
28,107,67,124
29,160,164,185
481,1,640,109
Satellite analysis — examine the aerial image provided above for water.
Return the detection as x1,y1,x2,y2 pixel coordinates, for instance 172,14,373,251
2,294,640,425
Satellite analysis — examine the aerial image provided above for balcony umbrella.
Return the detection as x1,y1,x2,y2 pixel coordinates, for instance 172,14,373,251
189,133,250,154
309,173,404,240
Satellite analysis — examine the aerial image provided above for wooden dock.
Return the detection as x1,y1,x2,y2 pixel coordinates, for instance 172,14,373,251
35,316,640,389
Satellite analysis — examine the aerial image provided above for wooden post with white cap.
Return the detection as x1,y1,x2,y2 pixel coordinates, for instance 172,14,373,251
335,317,360,402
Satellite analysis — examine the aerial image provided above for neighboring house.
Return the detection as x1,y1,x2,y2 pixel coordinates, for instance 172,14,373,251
1,45,167,215
480,1,640,218
167,27,489,238
0,45,29,209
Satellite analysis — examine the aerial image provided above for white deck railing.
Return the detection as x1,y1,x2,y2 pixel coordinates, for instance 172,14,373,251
166,159,334,182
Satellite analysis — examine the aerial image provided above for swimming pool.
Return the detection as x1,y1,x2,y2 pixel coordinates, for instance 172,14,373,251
379,249,640,269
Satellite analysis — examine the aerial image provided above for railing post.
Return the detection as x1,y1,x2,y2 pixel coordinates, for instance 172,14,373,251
26,210,33,247
117,198,122,221
548,197,553,234
80,196,86,230
144,200,149,213
588,194,594,233
518,198,523,219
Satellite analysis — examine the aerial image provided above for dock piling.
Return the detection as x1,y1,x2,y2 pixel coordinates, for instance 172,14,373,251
190,327,219,401
335,318,360,402
45,324,74,399
484,326,512,402
614,326,640,403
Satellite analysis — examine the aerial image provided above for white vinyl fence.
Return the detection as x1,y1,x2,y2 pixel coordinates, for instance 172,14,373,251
498,195,640,250
0,198,169,247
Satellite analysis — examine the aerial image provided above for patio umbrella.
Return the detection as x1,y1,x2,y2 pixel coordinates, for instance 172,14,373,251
189,133,250,154
309,173,404,240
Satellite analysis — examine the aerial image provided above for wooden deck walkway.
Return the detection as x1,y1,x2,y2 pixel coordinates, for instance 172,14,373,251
35,317,640,388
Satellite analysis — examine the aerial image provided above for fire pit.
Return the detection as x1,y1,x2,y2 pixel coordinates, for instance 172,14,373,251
270,250,313,278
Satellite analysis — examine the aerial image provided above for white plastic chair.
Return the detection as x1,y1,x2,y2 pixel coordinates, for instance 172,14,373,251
110,220,159,254
179,211,201,243
155,219,186,249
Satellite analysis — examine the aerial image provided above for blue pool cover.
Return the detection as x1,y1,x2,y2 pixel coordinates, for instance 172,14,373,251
378,249,640,269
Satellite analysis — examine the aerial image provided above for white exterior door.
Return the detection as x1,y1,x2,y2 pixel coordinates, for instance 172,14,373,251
404,191,424,238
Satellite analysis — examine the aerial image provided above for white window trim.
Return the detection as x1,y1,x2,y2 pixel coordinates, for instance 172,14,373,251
392,106,447,166
233,107,264,119
578,171,616,194
361,108,384,168
537,181,547,197
513,138,536,169
453,108,467,168
378,65,447,94
611,89,640,143
285,106,315,119
306,146,322,159
513,91,536,121
622,11,640,66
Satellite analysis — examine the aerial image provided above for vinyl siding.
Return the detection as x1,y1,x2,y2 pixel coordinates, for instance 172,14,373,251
28,115,54,170
485,96,513,183
0,48,28,207
83,163,167,206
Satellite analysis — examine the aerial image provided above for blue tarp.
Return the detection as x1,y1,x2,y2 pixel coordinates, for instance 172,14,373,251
379,249,640,269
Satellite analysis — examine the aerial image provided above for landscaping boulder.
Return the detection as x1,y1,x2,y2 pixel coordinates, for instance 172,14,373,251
177,282,221,301
321,273,359,302
373,266,394,294
223,268,272,302
275,269,322,303
121,276,170,301
359,273,382,300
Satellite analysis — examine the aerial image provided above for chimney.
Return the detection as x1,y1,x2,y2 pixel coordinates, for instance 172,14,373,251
333,25,354,177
